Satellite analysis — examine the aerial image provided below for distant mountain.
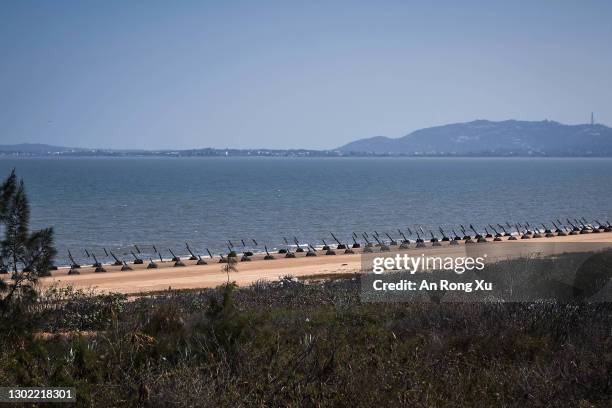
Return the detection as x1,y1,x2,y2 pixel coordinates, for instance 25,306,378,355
0,143,80,154
338,120,612,156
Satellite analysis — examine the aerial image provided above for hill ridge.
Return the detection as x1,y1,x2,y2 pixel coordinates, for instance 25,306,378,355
338,119,612,156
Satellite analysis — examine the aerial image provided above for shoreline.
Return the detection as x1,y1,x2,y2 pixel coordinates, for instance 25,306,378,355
32,232,612,294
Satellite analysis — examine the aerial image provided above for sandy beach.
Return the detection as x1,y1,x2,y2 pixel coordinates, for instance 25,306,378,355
29,232,612,294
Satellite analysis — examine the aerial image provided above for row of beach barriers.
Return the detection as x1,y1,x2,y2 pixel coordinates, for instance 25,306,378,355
2,218,609,275
61,218,612,275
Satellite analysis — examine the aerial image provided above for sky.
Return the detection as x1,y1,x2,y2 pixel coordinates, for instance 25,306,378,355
1,1,611,150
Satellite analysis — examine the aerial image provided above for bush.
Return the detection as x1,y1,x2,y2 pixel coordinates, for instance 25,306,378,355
37,286,127,332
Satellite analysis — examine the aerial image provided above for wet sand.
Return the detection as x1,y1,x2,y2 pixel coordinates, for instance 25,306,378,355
36,232,612,294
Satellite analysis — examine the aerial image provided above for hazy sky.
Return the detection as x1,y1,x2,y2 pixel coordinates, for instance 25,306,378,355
1,1,611,150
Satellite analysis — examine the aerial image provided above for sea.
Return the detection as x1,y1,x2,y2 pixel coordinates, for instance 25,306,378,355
1,157,611,265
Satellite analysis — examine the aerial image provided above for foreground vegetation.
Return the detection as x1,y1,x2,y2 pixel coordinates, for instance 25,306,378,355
0,275,610,407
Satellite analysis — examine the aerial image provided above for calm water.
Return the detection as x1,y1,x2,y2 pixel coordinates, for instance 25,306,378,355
1,157,611,265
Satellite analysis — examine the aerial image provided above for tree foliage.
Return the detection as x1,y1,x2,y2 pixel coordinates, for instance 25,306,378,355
0,169,56,320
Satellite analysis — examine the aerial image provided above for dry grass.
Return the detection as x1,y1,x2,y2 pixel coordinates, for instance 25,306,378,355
1,252,611,407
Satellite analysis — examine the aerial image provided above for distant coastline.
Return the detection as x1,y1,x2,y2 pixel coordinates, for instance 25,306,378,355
3,118,612,158
3,147,612,158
